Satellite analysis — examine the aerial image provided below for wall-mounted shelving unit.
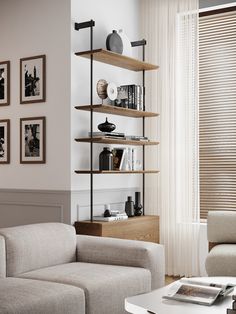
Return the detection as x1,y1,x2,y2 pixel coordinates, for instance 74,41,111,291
74,20,159,223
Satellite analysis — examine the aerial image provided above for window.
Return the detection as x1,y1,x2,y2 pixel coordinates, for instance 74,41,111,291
199,7,236,219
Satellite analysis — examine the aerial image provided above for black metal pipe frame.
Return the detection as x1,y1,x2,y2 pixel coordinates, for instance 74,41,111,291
74,20,95,222
90,23,94,222
75,24,148,219
142,44,146,216
132,39,147,216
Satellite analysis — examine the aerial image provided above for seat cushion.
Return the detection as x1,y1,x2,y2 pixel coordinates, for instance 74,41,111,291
19,262,151,314
0,277,85,314
0,235,6,278
0,223,76,276
205,244,236,276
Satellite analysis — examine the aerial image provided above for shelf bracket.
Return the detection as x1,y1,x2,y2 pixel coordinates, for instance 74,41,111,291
74,20,95,31
131,39,147,47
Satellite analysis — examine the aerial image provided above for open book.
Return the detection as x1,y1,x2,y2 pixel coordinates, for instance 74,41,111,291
163,278,235,306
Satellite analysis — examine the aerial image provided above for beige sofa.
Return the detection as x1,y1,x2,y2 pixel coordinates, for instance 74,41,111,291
205,211,236,276
0,222,165,314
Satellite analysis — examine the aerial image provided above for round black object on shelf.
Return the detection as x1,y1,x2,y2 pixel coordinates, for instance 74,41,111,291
106,30,123,54
98,117,116,133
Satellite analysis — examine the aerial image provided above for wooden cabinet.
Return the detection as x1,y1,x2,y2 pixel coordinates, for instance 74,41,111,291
75,215,159,243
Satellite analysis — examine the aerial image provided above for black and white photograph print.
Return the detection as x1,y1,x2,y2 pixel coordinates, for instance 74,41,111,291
0,61,10,106
20,55,46,104
0,119,10,164
20,117,46,164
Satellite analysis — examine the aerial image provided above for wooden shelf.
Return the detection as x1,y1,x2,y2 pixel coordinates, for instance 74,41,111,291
75,104,159,118
75,137,159,146
75,49,159,72
74,170,160,174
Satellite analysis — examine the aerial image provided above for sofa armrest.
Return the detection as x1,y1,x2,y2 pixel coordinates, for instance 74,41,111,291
76,235,165,289
208,211,236,243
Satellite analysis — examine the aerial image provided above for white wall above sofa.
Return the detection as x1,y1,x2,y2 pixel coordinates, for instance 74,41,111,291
0,0,71,190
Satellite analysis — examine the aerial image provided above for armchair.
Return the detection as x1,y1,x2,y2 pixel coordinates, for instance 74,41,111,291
205,211,236,276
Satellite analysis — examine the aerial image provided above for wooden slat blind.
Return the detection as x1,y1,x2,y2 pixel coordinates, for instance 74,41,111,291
199,8,236,219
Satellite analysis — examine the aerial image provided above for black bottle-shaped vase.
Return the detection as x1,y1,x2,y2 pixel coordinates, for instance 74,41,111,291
125,196,134,217
99,147,113,171
134,192,143,216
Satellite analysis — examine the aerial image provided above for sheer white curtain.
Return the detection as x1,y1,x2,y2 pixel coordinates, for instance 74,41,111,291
141,0,200,276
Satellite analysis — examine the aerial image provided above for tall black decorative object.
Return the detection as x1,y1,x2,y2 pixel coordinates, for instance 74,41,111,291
134,192,143,216
99,147,113,171
125,196,134,217
98,117,116,132
106,30,123,54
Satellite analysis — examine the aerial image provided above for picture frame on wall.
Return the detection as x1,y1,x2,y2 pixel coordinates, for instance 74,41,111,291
20,116,46,164
20,55,46,104
0,119,10,164
0,61,10,106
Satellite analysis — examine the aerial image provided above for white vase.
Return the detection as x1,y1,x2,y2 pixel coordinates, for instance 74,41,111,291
118,29,132,57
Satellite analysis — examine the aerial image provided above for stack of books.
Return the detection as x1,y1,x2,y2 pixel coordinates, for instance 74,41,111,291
114,84,144,110
88,132,125,139
93,211,128,222
88,132,149,142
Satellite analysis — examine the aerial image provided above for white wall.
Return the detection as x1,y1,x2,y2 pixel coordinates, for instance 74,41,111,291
0,0,71,190
71,0,143,192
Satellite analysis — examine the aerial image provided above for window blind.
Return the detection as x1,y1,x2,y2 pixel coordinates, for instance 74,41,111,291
199,8,236,219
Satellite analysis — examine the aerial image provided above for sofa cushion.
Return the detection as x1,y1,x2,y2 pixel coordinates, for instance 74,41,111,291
19,262,151,314
207,211,236,243
205,244,236,276
0,235,6,278
0,223,76,276
0,277,85,314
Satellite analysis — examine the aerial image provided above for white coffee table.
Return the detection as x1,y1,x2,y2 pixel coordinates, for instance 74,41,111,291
125,277,236,314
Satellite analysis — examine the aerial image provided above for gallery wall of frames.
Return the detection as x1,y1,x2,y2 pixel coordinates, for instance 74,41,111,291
0,55,46,165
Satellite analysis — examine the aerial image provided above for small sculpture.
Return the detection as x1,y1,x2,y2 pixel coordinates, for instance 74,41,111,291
98,117,116,133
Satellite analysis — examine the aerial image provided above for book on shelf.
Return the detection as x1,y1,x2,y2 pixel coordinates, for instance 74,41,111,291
163,278,235,306
88,132,125,138
114,84,144,110
112,148,126,170
93,213,128,222
125,135,149,141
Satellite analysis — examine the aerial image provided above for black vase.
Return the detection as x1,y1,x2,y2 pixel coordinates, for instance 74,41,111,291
134,192,143,216
99,147,113,171
106,30,123,54
98,118,116,133
125,196,134,217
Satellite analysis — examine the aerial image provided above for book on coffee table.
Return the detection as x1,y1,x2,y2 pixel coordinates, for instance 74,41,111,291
163,278,235,306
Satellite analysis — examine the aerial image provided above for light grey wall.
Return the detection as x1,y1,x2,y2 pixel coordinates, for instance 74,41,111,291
200,0,236,8
0,0,71,190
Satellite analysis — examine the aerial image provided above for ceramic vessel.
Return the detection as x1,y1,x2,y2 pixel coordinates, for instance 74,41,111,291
106,30,123,54
134,192,143,216
125,196,134,217
98,117,116,133
99,147,113,171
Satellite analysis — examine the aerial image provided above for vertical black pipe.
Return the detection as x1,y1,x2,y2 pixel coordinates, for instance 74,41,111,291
90,22,94,222
142,44,145,216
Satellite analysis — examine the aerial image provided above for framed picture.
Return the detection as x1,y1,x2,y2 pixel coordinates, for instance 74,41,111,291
0,61,10,106
20,55,46,104
20,117,46,164
0,119,10,164
112,148,125,170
